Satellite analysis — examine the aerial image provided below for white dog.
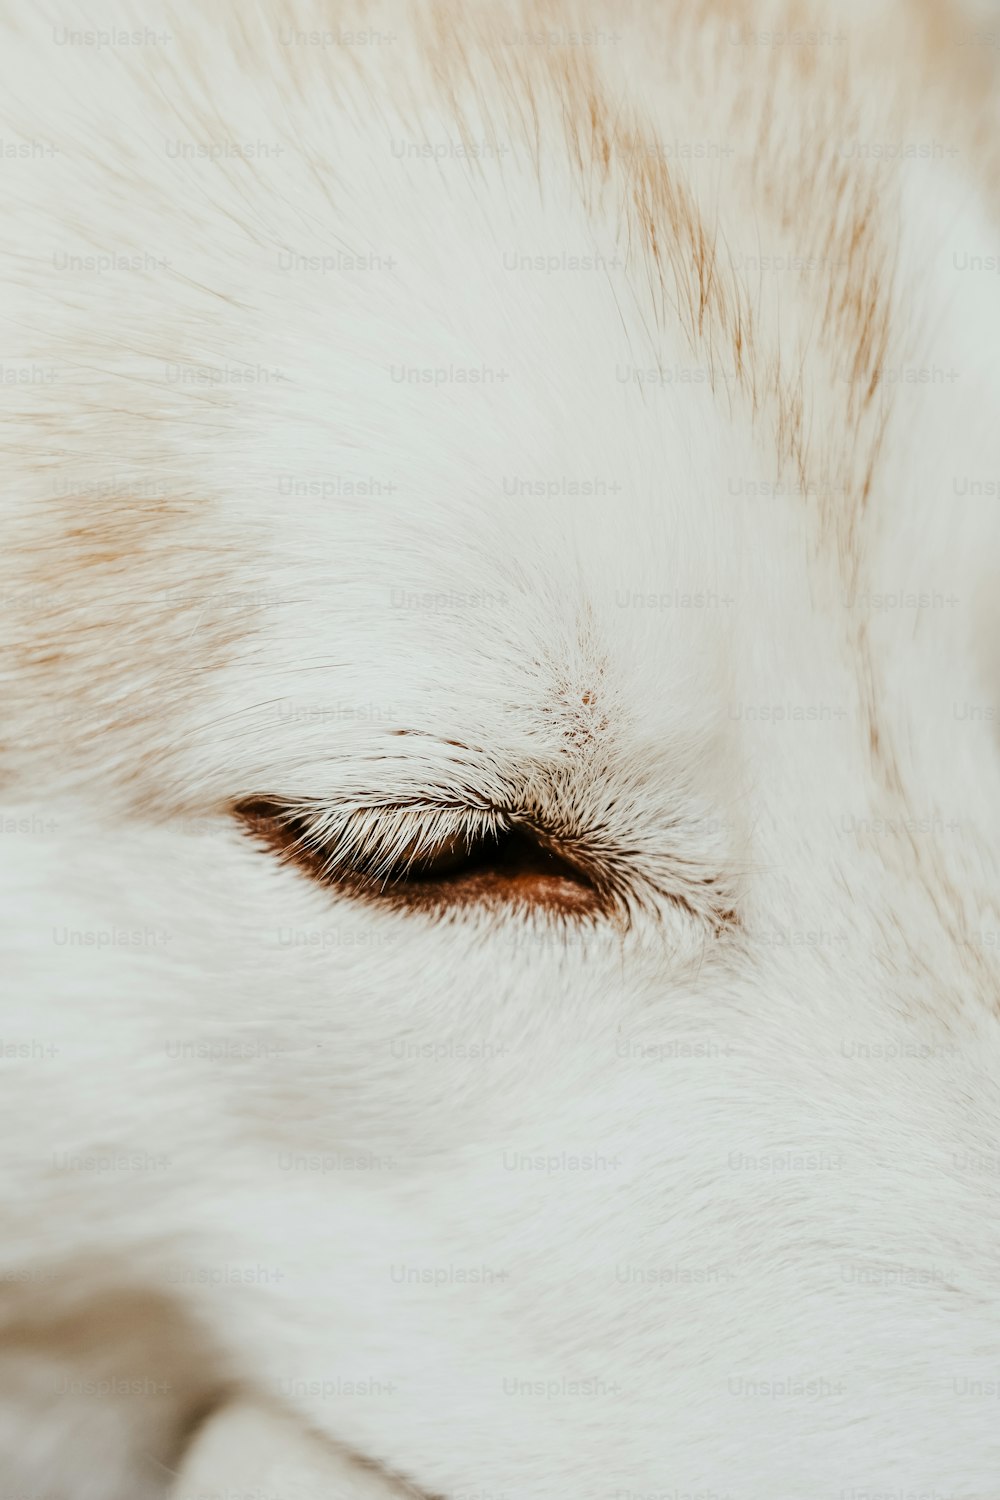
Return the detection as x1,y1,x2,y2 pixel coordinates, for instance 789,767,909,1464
3,2,1000,1496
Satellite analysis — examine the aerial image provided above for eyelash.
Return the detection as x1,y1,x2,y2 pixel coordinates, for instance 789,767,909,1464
237,798,509,888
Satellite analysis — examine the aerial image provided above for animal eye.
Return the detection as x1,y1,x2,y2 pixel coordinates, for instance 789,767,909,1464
235,799,600,916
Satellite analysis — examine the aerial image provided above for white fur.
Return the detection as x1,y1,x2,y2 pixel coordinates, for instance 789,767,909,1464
3,2,1000,1496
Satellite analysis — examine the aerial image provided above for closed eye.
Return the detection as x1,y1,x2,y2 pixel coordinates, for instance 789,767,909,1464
235,798,602,917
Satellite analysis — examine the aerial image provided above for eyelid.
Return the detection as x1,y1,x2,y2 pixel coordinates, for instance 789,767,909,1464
237,798,508,886
237,796,737,932
305,802,507,882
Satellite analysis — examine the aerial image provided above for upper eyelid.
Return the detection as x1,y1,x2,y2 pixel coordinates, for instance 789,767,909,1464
257,800,508,879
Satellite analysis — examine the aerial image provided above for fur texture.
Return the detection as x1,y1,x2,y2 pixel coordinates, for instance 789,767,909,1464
2,1,1000,1495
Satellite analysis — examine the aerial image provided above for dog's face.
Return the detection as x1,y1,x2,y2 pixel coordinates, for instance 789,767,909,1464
5,2,1000,1496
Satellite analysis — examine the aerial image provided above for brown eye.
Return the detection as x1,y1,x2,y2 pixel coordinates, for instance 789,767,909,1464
235,799,599,916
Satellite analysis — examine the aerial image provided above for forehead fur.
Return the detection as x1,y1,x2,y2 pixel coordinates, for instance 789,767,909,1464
0,0,996,830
